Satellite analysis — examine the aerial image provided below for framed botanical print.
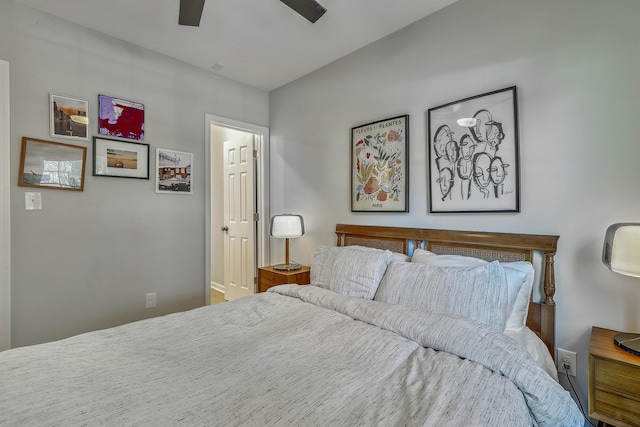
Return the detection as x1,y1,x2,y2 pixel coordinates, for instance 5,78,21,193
427,86,520,213
351,115,409,212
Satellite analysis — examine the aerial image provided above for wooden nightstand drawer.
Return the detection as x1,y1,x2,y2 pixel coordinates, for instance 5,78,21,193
259,271,286,286
592,386,640,426
594,358,640,396
257,266,311,293
589,326,640,427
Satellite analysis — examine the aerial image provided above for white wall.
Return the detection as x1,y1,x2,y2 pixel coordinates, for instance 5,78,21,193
1,1,268,347
269,0,640,409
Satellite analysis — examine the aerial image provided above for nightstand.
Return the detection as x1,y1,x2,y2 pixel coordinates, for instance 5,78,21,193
257,265,311,293
589,326,640,427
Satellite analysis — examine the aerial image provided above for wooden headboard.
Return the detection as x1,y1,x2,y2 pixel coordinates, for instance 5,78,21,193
335,224,559,359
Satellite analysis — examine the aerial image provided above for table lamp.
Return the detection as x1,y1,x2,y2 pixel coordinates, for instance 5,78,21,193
270,214,304,271
602,223,640,356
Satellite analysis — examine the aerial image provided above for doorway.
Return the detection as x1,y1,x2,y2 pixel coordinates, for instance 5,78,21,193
204,114,269,303
0,60,10,351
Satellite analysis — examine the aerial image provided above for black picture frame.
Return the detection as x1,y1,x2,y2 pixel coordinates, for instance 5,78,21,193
427,86,520,213
351,114,409,212
92,136,150,179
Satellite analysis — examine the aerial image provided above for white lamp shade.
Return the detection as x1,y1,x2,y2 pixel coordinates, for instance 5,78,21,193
603,223,640,277
270,214,304,238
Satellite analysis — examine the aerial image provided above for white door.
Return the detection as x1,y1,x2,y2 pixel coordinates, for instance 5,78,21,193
222,135,256,301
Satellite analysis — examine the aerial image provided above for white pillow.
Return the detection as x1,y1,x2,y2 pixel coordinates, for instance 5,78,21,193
310,245,391,299
411,249,534,331
374,261,510,332
389,251,411,263
411,249,486,267
505,327,558,381
501,261,534,330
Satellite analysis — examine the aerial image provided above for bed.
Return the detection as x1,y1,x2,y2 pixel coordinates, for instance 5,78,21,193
0,224,582,426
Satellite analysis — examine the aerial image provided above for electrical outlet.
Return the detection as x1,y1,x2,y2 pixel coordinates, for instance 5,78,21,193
145,292,156,309
557,348,577,377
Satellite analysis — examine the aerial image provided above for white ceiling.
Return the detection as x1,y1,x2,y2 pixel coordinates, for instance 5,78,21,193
13,0,457,91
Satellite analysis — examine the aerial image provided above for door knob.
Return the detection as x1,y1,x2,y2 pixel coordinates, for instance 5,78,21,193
221,226,229,232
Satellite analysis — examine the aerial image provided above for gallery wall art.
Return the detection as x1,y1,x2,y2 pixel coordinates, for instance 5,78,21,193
49,94,89,141
156,148,192,194
98,94,145,141
18,136,86,191
93,136,150,179
427,87,519,213
351,115,409,212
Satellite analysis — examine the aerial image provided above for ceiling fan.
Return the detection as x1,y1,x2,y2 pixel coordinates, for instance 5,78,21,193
178,0,327,27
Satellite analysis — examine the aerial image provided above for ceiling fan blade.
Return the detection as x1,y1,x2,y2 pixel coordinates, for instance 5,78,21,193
179,0,206,27
280,0,327,23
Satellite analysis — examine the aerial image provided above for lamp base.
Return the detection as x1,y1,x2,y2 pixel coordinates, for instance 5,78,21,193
614,332,640,356
273,263,302,271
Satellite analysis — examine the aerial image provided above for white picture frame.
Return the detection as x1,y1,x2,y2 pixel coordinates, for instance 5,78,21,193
49,93,90,142
155,148,192,194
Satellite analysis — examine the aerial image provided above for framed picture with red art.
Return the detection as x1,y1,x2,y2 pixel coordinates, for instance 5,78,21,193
98,94,145,141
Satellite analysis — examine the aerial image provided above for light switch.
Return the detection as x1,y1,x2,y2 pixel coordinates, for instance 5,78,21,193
25,192,42,210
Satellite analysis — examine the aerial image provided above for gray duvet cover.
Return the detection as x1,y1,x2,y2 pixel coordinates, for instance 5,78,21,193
0,285,582,426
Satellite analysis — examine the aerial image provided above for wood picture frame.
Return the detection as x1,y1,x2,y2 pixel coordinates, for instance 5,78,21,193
156,148,192,194
351,114,409,212
49,94,89,141
18,137,86,191
427,86,520,213
93,136,150,179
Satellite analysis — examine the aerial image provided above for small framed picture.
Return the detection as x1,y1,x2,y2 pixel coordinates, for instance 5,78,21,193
93,136,150,179
156,148,192,194
98,94,145,141
50,94,90,141
18,136,87,191
351,114,409,212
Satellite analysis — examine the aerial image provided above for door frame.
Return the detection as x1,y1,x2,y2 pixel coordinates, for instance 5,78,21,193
0,60,10,351
204,114,269,304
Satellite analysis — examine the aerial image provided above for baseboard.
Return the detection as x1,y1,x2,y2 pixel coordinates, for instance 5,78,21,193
210,281,224,294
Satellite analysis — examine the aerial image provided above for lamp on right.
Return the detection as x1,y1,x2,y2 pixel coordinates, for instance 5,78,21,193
602,223,640,356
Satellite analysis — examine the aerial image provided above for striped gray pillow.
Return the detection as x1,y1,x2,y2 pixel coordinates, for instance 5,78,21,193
311,245,392,299
374,261,509,331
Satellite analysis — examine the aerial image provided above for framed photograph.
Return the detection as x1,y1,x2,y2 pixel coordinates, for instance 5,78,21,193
351,115,409,212
18,137,86,191
98,94,145,141
93,136,149,179
427,86,519,213
50,94,89,141
156,148,192,194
